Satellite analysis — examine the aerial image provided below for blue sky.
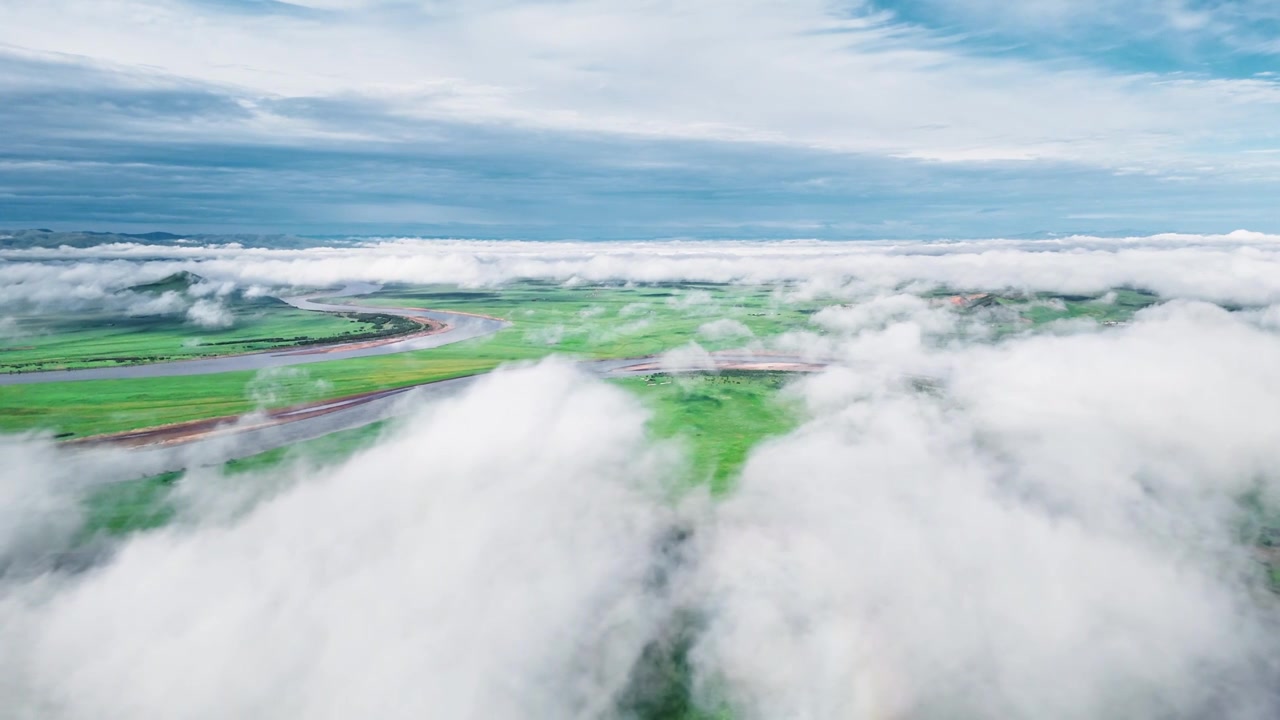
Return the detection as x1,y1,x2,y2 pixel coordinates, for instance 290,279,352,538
1,0,1278,239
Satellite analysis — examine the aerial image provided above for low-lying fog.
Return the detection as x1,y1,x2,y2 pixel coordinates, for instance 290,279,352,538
3,234,1280,718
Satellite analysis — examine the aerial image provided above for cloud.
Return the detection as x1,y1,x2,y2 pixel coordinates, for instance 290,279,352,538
697,318,753,341
128,290,189,316
686,300,1280,718
658,342,717,375
0,360,681,719
11,233,1280,307
4,241,1280,717
2,0,1280,236
810,293,954,335
4,0,1279,171
186,298,234,328
0,435,90,579
0,317,21,339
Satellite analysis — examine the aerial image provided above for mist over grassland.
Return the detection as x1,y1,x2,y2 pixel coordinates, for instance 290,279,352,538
3,233,1280,718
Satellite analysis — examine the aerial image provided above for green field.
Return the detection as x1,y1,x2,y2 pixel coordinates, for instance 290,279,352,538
343,281,820,359
16,278,1274,720
81,371,801,538
0,354,499,438
1011,288,1159,326
71,368,797,720
83,420,392,537
0,297,418,373
615,372,801,494
1,282,1164,440
0,281,818,438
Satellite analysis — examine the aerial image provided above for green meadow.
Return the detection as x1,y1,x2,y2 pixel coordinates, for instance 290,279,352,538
80,372,803,534
82,420,392,536
0,298,417,373
0,283,1166,440
343,280,822,359
0,354,499,438
0,282,820,438
1013,288,1159,326
616,372,801,494
21,279,1276,720
73,367,802,720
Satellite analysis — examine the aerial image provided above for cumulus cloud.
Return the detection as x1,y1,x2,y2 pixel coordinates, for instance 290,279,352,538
0,259,192,313
0,435,89,579
697,318,753,341
186,298,234,329
810,293,956,336
4,239,1280,718
0,361,680,719
245,367,333,408
9,232,1280,307
127,290,188,317
658,342,717,375
686,301,1280,718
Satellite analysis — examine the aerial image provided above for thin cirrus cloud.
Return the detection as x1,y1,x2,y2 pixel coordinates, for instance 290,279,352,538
879,0,1280,75
1,0,1279,236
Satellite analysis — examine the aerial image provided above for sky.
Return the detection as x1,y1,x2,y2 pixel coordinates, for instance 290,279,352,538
1,0,1279,238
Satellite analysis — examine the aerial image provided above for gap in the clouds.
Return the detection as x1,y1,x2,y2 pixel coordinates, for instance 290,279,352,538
613,372,801,495
1237,486,1280,593
874,0,1280,77
75,370,802,545
188,0,331,18
80,420,392,540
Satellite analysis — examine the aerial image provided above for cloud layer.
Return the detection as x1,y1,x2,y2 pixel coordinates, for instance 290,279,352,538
9,232,1280,306
692,301,1280,718
3,239,1280,717
0,361,679,719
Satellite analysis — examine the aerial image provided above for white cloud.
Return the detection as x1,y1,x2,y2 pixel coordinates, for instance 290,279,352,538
186,298,234,328
3,264,1280,716
127,290,188,316
11,233,1280,307
1,0,1278,172
658,342,717,374
810,293,954,335
0,361,679,719
0,435,89,579
687,301,1280,718
697,318,753,341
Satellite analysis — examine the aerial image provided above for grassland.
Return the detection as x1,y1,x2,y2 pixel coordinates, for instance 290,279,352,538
0,283,1168,440
82,421,390,536
928,287,1160,334
343,281,822,360
614,372,800,494
80,372,802,537
0,281,818,438
32,280,1267,720
0,354,498,438
0,298,418,373
1011,288,1159,326
75,368,797,720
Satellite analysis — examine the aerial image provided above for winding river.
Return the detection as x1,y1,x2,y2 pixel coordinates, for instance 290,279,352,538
8,285,823,482
0,284,509,386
